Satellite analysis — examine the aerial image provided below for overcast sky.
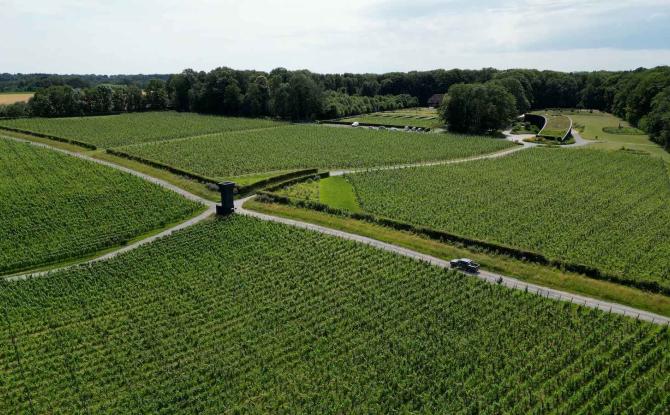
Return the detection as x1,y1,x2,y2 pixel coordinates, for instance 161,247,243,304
2,0,670,74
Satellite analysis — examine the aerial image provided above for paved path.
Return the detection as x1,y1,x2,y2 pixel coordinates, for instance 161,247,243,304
567,128,591,147
331,142,530,176
5,133,669,326
235,196,670,325
1,134,216,281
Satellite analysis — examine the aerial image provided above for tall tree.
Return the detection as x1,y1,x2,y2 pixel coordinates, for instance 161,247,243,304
441,83,517,134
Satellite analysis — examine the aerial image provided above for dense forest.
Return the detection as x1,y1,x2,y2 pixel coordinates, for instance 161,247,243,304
1,66,669,149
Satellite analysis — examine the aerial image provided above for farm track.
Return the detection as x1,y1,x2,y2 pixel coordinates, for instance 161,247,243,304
3,133,667,325
331,138,533,176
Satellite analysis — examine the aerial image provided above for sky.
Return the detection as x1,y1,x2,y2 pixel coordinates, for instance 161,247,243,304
2,0,670,74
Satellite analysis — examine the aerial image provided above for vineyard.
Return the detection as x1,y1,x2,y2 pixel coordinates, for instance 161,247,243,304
339,115,439,129
0,112,283,148
0,139,201,274
348,148,670,291
116,124,514,177
0,215,668,413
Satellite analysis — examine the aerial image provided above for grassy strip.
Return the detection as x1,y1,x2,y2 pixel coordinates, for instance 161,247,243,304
0,129,89,153
0,125,97,150
107,147,221,185
237,168,319,195
245,199,670,317
91,151,221,202
3,204,210,278
257,191,669,295
319,177,362,213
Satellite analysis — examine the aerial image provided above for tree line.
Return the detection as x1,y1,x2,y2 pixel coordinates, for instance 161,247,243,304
437,66,670,149
1,66,669,149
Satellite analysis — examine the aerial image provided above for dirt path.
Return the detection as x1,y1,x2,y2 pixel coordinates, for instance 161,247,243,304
331,142,531,176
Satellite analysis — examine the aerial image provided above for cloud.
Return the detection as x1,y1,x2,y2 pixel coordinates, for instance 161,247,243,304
0,0,669,73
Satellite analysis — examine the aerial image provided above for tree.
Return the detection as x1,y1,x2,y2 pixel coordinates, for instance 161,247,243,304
642,87,670,149
242,76,270,116
222,82,242,114
441,83,517,134
167,73,193,111
489,77,530,114
29,85,82,117
144,79,168,110
287,73,322,120
270,83,291,118
360,80,380,97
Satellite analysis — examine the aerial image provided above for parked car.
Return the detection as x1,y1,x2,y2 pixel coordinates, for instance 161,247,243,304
351,121,360,127
449,258,480,273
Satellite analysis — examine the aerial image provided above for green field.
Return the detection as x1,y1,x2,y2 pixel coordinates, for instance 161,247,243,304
0,112,283,148
536,113,571,140
339,115,440,129
276,176,362,212
1,215,668,413
347,148,670,292
0,139,201,274
116,124,514,178
567,111,670,161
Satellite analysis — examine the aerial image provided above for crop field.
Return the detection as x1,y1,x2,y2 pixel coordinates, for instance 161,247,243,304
380,107,439,117
116,124,514,178
339,115,439,129
1,215,668,413
0,112,283,148
348,148,670,291
0,139,201,274
536,113,571,140
0,92,33,105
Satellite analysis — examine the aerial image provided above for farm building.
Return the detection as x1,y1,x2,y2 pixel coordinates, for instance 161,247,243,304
427,93,445,107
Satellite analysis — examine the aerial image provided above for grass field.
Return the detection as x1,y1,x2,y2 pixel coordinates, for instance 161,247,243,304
116,124,514,178
567,111,670,161
0,139,201,274
276,176,362,212
347,148,670,292
0,112,283,148
1,215,668,413
0,92,33,105
535,113,571,140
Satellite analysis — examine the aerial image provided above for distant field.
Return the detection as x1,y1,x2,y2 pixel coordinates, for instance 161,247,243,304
0,92,33,105
116,125,514,178
1,215,667,413
340,115,439,129
339,107,441,129
565,111,670,161
536,113,571,140
0,139,200,274
348,148,670,292
0,112,284,148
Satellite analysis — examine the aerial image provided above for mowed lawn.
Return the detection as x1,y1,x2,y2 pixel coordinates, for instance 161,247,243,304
1,215,667,413
116,124,514,178
0,139,201,274
569,111,670,161
535,113,571,139
347,148,670,292
0,112,284,148
0,92,33,105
